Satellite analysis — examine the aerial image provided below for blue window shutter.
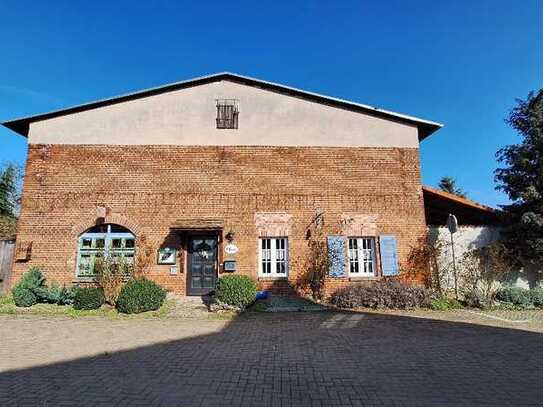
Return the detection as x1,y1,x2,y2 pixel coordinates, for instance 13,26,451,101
327,235,346,277
379,235,399,276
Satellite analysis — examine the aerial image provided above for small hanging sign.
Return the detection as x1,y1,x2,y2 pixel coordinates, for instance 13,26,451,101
224,243,239,255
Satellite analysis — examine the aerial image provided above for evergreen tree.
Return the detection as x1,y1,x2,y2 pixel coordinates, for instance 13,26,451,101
0,163,20,218
438,176,466,198
495,89,543,265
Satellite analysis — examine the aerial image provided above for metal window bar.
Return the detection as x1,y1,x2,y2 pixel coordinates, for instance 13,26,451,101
216,99,239,129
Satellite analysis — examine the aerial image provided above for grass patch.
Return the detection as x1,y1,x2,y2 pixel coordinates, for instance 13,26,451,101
0,295,176,319
248,299,268,312
430,297,464,311
207,311,238,320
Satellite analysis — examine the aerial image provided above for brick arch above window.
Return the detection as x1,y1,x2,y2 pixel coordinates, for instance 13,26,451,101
255,212,292,237
71,213,143,240
340,214,378,236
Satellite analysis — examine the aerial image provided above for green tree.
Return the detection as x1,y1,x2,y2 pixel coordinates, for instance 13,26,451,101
438,176,466,198
495,89,543,265
0,163,21,218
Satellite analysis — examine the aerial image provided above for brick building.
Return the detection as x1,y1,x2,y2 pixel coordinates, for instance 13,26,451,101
2,73,442,296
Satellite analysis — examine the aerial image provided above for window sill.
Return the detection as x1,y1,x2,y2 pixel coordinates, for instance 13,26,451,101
348,276,380,281
257,276,289,281
73,276,133,283
73,277,98,283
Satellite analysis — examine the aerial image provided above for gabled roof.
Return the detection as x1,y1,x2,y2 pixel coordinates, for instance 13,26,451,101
2,72,443,139
423,186,499,226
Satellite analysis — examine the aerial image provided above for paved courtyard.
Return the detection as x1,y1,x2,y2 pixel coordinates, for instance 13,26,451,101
1,311,543,406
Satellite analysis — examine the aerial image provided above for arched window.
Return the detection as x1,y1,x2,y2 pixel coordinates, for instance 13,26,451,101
76,224,135,278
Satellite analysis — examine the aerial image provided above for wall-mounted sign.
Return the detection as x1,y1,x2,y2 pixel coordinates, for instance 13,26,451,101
224,244,239,255
158,248,177,265
223,260,236,272
169,266,178,275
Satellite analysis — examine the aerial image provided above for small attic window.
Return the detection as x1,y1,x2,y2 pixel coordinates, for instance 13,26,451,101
216,99,239,129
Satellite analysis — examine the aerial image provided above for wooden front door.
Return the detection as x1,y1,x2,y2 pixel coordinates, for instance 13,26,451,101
187,235,218,296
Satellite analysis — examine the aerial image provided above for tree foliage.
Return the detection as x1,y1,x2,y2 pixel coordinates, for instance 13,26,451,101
438,176,466,198
0,162,23,218
495,89,543,265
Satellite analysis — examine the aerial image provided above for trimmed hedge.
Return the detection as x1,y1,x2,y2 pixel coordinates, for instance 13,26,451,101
215,275,257,308
116,279,166,314
330,280,435,309
73,287,105,310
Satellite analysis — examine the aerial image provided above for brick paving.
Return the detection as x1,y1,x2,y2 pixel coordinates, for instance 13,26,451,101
1,311,543,406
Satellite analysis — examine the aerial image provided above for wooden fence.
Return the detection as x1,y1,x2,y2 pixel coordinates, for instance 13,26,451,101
0,240,15,295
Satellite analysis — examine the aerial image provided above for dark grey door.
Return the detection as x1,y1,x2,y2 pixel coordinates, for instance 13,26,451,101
187,236,218,296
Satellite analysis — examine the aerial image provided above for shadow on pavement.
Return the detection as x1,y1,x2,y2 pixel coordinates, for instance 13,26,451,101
1,308,543,407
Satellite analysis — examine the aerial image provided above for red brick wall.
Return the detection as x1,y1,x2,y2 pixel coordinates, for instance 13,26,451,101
12,144,427,295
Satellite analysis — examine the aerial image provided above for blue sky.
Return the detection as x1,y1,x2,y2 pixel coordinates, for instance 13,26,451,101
1,0,542,207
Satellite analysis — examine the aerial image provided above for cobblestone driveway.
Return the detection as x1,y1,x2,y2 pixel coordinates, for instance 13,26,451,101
1,311,543,406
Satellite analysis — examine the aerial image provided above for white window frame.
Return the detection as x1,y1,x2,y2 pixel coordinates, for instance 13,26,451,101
258,237,289,278
347,237,377,277
76,224,135,278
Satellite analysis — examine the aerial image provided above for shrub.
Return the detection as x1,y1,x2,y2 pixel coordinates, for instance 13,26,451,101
463,288,490,309
531,288,543,308
94,252,133,305
12,284,37,307
73,287,105,310
11,267,49,306
215,275,257,308
116,279,166,314
495,287,533,308
46,283,75,305
330,280,435,309
431,297,463,311
46,282,63,304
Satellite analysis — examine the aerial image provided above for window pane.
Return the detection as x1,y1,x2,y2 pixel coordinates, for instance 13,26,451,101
95,238,105,249
111,238,122,249
81,238,92,249
78,254,92,275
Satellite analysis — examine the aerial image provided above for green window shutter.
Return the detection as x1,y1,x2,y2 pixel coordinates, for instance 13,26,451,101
379,235,399,276
327,235,346,277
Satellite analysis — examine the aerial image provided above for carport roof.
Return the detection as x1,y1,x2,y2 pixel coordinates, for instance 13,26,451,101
423,186,499,226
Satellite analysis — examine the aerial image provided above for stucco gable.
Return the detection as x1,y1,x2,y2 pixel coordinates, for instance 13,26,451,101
25,79,423,148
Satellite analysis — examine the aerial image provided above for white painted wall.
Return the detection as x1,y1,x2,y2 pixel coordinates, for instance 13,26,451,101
28,80,419,148
428,226,543,290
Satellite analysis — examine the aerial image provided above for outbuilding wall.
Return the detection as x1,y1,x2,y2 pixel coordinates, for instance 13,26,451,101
428,226,543,291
